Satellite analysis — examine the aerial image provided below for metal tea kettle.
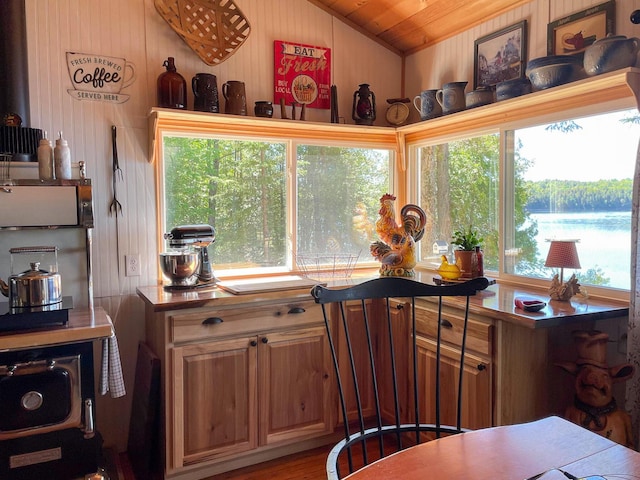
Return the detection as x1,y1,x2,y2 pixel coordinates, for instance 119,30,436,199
0,246,62,308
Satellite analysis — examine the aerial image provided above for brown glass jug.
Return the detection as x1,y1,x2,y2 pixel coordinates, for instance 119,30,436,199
157,57,186,109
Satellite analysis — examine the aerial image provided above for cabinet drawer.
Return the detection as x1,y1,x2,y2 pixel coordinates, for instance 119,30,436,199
414,304,492,356
171,300,323,343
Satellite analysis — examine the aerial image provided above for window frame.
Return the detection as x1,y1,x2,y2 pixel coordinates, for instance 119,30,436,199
405,96,637,301
152,113,399,279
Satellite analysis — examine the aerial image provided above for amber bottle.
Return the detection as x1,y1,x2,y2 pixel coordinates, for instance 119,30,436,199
157,57,186,109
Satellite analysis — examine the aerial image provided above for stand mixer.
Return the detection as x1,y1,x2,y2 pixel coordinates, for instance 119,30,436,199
161,224,218,288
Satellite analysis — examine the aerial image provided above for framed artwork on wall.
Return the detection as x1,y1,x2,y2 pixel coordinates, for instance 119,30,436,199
547,0,615,57
474,20,527,89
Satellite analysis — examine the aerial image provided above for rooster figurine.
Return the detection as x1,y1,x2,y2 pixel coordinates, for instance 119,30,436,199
370,193,427,277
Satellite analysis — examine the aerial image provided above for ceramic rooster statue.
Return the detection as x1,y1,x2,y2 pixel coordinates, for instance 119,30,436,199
370,193,427,277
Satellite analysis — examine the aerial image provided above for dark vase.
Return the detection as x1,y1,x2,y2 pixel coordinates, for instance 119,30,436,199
157,57,186,109
352,83,376,126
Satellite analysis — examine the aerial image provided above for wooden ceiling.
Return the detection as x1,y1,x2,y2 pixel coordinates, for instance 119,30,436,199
307,0,534,56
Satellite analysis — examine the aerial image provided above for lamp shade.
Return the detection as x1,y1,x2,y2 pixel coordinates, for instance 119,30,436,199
544,240,581,269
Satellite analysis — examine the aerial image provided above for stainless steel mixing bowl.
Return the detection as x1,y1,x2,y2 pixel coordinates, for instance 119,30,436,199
159,251,200,286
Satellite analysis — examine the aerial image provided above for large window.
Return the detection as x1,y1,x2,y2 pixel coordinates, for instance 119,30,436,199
415,108,639,292
161,134,393,275
416,134,500,270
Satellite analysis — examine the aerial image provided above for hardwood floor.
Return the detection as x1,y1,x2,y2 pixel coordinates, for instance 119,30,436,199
116,441,396,479
116,445,331,480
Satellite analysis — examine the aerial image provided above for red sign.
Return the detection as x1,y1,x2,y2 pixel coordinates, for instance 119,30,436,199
274,40,331,110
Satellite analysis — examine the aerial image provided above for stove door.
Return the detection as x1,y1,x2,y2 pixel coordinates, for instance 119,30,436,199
0,355,81,439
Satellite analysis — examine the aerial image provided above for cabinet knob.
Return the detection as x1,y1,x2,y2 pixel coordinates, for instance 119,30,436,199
202,317,223,325
477,364,486,371
396,304,404,310
250,340,257,347
439,319,453,328
288,307,305,314
261,337,269,344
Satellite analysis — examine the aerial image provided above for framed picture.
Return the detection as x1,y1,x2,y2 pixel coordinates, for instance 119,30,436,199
547,0,615,56
474,20,527,89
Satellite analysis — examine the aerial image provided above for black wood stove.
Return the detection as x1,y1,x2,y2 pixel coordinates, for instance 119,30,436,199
0,340,102,479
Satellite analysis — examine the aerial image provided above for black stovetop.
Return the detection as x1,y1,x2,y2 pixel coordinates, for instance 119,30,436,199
0,296,73,332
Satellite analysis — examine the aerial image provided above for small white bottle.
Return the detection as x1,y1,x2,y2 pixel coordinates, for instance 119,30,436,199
54,131,72,180
37,132,54,180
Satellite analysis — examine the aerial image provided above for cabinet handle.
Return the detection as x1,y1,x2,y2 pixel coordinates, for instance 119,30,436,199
202,317,223,325
439,319,453,328
477,364,486,371
250,340,257,347
261,337,269,344
288,307,305,314
396,304,404,310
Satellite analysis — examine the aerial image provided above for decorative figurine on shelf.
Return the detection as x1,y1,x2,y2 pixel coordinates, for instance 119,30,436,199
370,194,426,277
556,330,635,448
549,273,582,301
352,83,376,125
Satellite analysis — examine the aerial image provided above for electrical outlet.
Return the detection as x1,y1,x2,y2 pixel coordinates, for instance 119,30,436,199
125,254,141,277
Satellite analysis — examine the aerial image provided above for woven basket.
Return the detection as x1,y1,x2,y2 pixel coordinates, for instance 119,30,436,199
154,0,251,66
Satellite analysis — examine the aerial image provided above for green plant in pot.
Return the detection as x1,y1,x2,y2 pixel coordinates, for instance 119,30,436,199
452,227,483,278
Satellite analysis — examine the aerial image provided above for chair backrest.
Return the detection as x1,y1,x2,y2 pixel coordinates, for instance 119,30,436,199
311,276,489,480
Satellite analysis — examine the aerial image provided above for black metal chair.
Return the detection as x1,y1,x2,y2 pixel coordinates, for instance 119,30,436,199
311,276,490,480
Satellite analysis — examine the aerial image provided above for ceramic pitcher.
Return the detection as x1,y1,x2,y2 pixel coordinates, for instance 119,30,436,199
436,81,468,115
413,89,442,120
222,80,247,115
192,73,219,113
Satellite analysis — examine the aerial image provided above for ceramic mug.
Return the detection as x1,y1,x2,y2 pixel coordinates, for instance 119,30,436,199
222,80,247,115
66,52,136,94
413,89,442,120
436,81,468,115
192,73,219,113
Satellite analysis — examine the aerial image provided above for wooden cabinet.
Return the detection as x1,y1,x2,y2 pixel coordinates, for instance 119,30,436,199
333,298,491,429
145,297,335,478
413,300,493,429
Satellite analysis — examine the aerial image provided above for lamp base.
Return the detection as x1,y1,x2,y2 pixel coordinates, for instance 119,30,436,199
548,273,580,301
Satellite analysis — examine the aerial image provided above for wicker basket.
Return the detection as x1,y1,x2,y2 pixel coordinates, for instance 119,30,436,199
295,252,360,279
154,0,251,66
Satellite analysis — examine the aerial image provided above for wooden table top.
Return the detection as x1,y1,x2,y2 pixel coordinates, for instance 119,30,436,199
344,416,640,480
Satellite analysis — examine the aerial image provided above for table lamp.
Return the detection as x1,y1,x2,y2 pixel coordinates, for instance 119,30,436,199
544,239,581,283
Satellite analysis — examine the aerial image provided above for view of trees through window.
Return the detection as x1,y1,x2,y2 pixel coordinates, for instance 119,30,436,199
296,145,391,258
418,108,638,290
163,137,287,269
162,136,392,273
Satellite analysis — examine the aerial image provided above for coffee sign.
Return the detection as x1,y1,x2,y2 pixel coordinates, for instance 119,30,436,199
66,52,135,103
274,40,331,110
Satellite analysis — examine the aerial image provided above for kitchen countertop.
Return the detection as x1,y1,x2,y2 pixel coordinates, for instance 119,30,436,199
136,271,629,329
0,306,113,351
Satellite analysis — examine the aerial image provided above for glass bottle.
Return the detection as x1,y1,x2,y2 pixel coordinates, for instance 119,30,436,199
54,131,71,180
475,246,484,277
157,57,187,109
37,131,54,180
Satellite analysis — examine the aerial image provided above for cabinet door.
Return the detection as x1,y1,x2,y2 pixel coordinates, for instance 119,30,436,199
335,299,380,422
171,337,258,468
377,300,411,422
415,335,491,430
258,326,333,445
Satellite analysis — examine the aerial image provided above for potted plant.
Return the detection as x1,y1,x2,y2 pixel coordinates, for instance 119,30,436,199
452,227,483,278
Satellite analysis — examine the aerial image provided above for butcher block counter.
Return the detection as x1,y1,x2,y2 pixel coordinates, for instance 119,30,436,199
0,306,113,351
136,274,629,480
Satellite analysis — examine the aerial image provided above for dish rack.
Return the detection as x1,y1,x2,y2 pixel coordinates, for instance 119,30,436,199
295,252,360,279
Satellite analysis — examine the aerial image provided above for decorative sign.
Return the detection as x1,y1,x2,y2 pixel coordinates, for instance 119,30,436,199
65,52,136,103
274,40,330,110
